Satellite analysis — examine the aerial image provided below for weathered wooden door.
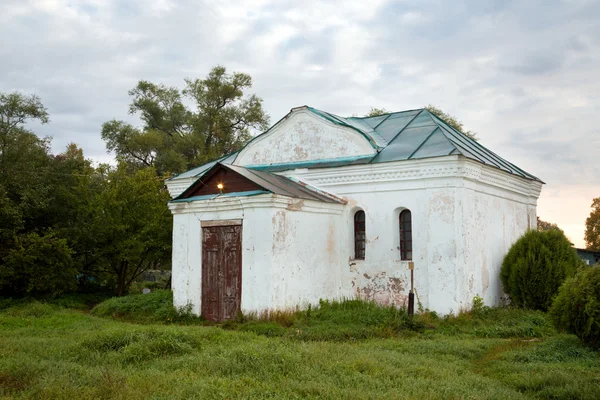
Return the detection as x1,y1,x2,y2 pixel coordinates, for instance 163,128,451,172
201,222,242,321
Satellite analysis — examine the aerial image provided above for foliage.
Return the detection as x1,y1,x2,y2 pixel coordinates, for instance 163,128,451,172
364,107,389,117
549,266,600,348
0,232,77,297
91,290,200,324
101,66,270,175
425,105,478,140
585,197,600,250
500,229,581,311
0,90,175,298
1,303,600,399
84,166,172,296
537,216,564,233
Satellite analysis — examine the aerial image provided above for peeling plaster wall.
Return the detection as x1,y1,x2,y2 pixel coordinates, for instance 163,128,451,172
234,110,375,167
170,195,343,315
170,197,275,314
283,156,542,314
331,183,459,313
457,180,538,310
270,206,343,309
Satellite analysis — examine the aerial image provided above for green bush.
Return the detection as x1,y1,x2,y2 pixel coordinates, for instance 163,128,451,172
0,232,77,297
91,290,201,324
500,229,581,311
549,266,600,349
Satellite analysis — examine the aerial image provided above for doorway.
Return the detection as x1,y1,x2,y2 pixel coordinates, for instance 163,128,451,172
201,221,242,321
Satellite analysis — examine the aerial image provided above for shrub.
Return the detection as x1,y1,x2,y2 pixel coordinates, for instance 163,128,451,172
91,290,201,324
549,266,600,349
500,229,581,311
0,232,77,297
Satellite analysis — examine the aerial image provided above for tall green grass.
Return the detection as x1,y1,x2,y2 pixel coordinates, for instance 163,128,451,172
91,293,555,341
1,300,599,399
91,290,202,324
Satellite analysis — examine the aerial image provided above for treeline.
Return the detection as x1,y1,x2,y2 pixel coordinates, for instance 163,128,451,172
0,66,269,297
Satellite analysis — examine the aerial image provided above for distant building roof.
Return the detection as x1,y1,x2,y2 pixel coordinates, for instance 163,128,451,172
170,106,542,183
575,248,600,266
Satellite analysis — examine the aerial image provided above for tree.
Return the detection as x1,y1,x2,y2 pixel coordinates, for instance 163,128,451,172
364,105,477,140
0,232,77,297
500,229,581,311
86,165,172,296
537,217,564,233
102,66,270,175
585,197,600,250
0,92,53,259
549,266,600,349
365,107,389,117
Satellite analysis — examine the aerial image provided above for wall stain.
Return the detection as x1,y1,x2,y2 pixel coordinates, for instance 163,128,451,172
354,271,407,307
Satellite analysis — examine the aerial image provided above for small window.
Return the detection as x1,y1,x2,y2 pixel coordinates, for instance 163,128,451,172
354,210,366,260
400,210,412,260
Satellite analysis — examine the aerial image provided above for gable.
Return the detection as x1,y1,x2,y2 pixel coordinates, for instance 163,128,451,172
180,165,264,198
175,163,345,203
234,108,376,167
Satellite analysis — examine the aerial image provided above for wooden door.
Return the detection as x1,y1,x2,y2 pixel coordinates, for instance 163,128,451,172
201,223,242,321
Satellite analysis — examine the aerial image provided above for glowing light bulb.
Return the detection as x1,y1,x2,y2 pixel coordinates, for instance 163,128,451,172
217,183,224,190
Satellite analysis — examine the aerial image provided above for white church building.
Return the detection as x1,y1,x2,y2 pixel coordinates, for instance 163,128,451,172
166,106,543,321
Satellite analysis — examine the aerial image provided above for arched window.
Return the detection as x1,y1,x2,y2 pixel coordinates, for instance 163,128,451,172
399,209,412,260
354,210,366,260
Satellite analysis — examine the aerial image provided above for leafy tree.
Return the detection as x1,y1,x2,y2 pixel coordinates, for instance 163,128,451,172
0,92,53,258
0,232,77,297
585,197,600,250
85,165,172,296
365,107,389,117
102,66,270,175
537,217,564,233
500,229,581,311
364,105,477,140
549,266,600,349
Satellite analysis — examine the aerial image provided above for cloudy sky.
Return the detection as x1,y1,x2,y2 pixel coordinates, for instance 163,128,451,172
2,0,599,246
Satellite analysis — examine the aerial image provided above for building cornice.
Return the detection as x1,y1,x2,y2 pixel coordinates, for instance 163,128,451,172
168,193,344,216
279,156,542,200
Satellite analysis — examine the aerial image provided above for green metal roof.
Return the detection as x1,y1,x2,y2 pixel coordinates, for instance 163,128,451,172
170,106,542,183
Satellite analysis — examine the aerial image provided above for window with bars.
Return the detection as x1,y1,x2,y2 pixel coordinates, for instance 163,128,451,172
400,209,412,260
354,210,366,260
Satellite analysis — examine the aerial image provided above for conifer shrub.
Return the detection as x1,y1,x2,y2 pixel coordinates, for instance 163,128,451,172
500,229,581,311
549,266,600,349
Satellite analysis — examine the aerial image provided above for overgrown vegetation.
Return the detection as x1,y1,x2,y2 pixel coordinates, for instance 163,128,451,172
90,293,556,342
500,229,581,311
1,298,599,399
550,266,600,348
91,290,201,324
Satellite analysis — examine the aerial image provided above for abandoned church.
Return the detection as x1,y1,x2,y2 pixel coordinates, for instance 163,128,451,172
166,106,543,321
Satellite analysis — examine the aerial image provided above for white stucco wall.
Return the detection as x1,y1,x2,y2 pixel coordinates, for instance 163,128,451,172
169,195,343,315
234,108,376,167
281,156,542,314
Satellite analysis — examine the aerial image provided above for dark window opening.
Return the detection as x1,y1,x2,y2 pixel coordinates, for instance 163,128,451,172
400,209,412,260
354,210,366,260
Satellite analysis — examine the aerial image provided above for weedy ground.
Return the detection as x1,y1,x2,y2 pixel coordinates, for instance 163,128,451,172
0,291,599,399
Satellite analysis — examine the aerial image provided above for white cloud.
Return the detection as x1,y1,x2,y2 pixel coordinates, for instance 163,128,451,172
1,0,599,246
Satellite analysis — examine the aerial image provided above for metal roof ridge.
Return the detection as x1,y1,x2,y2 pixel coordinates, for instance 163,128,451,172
388,109,425,142
428,111,542,182
407,127,443,160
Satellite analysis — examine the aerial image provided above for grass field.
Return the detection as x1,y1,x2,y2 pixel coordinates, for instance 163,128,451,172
1,293,599,399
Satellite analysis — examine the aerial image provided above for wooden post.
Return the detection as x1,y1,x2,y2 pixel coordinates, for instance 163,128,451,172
408,261,415,316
